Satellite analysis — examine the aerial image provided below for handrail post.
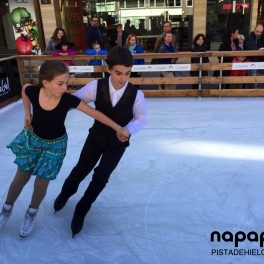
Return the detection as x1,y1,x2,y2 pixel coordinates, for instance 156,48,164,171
199,55,202,90
198,55,203,99
219,55,223,90
101,59,105,78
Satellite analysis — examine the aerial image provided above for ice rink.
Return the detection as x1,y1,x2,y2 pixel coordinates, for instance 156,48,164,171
0,97,264,264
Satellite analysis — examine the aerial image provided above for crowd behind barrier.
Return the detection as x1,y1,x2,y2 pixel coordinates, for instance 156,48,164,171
1,51,264,109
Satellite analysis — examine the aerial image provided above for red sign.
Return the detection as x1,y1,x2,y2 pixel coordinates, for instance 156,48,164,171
222,3,250,10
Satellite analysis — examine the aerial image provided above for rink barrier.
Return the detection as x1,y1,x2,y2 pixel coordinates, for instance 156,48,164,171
2,50,264,108
0,56,21,109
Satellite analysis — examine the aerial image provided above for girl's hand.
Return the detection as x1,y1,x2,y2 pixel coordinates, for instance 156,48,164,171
171,59,175,63
116,127,130,142
24,114,33,129
137,72,141,75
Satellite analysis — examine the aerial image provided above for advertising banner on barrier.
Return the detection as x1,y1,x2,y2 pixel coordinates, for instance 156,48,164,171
232,62,264,70
132,64,191,72
8,0,41,55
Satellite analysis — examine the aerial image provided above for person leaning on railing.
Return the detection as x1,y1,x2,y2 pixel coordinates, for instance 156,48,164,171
158,32,177,90
190,34,209,89
44,28,66,55
214,26,240,89
124,34,144,89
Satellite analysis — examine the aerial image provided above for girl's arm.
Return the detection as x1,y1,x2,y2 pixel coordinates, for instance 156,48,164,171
52,50,60,56
22,84,33,129
76,101,130,138
68,49,76,55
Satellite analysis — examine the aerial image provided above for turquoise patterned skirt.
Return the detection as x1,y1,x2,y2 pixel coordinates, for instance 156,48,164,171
7,128,68,180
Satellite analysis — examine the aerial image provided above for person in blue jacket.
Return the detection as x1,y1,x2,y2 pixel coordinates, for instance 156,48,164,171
124,34,144,88
86,43,108,78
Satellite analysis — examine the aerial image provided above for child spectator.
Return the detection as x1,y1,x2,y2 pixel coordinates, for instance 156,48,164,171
52,35,76,89
86,43,108,78
230,56,250,89
52,36,76,66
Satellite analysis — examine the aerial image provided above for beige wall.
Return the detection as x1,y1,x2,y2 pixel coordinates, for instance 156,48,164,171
193,0,207,38
251,0,259,31
38,0,57,46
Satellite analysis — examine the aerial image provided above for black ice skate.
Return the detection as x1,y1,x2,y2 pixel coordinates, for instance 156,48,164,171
71,211,84,238
54,193,69,214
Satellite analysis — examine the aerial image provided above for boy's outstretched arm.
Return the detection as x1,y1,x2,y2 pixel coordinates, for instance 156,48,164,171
76,100,130,138
22,83,33,129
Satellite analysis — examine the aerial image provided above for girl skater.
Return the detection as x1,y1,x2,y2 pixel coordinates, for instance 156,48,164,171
0,60,129,238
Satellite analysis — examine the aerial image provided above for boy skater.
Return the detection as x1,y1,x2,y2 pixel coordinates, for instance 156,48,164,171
54,46,148,237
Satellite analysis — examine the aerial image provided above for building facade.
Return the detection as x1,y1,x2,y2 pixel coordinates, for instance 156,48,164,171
0,0,260,55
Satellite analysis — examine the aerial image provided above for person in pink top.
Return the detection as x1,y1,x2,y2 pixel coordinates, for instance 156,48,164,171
52,36,76,66
52,36,76,89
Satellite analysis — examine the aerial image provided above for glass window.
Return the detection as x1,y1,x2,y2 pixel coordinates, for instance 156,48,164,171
206,0,252,50
186,0,192,6
126,0,138,8
139,0,145,7
168,0,175,7
156,0,165,7
119,0,125,8
175,0,181,6
150,0,155,6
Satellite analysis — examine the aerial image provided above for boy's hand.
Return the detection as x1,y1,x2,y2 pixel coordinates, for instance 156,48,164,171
24,114,33,129
116,128,130,142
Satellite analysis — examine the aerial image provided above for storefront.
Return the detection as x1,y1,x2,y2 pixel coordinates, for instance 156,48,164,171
206,0,252,50
0,0,259,54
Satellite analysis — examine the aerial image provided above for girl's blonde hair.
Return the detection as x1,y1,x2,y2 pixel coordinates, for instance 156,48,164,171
125,34,138,47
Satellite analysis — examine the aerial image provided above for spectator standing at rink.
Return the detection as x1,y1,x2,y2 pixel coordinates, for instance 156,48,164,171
52,36,76,66
190,34,209,89
124,34,144,88
86,42,108,78
244,25,264,88
154,21,178,52
230,56,250,89
109,24,128,48
238,34,245,49
44,28,66,55
86,16,104,49
158,32,177,90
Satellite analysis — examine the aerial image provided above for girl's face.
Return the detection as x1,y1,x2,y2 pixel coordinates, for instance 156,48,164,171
43,72,69,97
164,34,172,43
129,36,136,46
196,36,204,46
62,44,68,50
57,30,64,39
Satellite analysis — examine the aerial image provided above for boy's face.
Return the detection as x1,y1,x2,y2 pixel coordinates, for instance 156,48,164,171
108,64,132,90
93,44,101,53
238,56,246,62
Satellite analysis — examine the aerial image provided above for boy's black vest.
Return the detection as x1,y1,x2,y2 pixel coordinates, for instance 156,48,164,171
89,77,138,147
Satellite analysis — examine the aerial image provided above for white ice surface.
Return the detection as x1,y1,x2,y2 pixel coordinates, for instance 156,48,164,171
0,97,264,264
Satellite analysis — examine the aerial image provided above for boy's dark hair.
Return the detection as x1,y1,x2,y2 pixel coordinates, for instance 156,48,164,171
38,60,69,87
106,46,133,70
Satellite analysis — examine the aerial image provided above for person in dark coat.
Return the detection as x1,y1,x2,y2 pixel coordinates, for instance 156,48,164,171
244,25,264,87
214,27,240,88
190,34,209,89
109,24,128,48
86,16,104,49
